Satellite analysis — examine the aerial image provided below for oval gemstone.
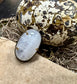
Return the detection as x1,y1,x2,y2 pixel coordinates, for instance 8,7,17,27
15,29,41,61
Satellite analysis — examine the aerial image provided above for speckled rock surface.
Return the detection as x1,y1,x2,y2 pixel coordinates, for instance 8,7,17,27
16,0,77,46
0,37,77,84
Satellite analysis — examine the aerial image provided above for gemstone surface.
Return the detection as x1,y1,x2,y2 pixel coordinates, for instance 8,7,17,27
15,29,41,61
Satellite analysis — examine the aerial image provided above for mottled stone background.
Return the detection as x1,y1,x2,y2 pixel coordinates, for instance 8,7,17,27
0,0,77,19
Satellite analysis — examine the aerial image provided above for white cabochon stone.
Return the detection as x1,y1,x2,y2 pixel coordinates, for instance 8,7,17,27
15,29,41,61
